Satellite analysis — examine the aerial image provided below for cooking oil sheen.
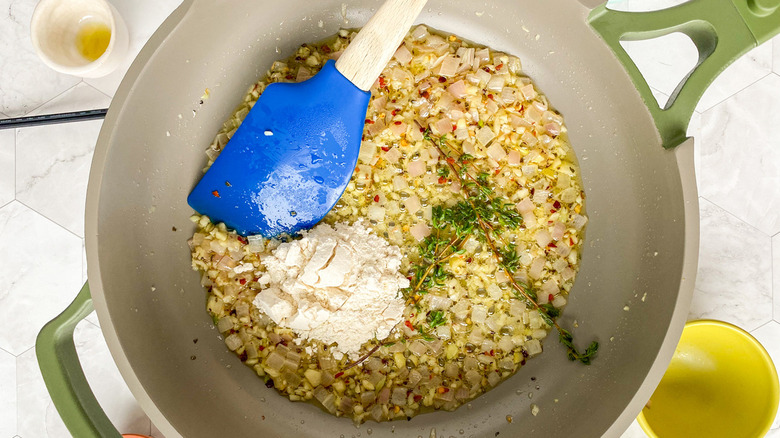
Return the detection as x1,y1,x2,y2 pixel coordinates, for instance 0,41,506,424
76,21,111,62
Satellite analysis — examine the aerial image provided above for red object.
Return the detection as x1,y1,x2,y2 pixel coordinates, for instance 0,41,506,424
438,176,447,184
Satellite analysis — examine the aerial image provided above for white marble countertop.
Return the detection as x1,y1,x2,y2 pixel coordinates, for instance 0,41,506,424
1,0,779,437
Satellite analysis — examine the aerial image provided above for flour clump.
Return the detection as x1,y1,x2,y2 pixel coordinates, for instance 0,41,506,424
252,220,408,359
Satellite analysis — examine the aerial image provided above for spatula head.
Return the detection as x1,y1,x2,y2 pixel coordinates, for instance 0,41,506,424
188,60,370,237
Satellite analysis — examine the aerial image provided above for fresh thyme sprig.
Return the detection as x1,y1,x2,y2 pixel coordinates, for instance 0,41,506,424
409,129,597,364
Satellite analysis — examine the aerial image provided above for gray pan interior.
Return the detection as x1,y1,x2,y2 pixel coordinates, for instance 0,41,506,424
85,0,699,436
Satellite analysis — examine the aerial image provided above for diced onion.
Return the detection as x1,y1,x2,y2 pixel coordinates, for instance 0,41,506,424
393,44,413,64
404,195,421,214
247,235,265,252
411,24,428,40
471,305,487,324
541,279,559,297
532,189,550,204
525,339,543,356
410,222,431,242
476,126,495,146
367,205,386,221
439,55,460,77
551,221,566,240
486,143,507,162
407,160,426,177
535,229,552,248
529,257,545,279
384,147,402,164
487,75,505,92
392,175,408,190
389,121,407,136
520,84,537,100
447,79,468,98
570,213,588,230
516,197,534,214
429,117,452,135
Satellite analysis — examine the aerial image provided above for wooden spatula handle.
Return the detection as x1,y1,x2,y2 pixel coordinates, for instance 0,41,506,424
335,0,428,91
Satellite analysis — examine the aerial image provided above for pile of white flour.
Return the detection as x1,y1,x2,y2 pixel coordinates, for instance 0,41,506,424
252,220,409,360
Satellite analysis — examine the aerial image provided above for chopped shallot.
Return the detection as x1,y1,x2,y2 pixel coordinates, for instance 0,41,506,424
407,160,426,177
476,126,495,146
410,222,431,242
447,80,468,98
393,44,413,64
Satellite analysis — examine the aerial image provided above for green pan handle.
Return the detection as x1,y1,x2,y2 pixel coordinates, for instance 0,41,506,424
589,0,780,149
36,282,123,438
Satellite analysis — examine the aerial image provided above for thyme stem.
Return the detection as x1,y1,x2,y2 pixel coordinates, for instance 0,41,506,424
422,130,598,364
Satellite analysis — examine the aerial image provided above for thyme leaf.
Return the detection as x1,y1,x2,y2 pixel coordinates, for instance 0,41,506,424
427,310,447,328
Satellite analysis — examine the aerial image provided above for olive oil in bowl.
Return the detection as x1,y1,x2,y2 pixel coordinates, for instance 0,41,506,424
75,21,111,62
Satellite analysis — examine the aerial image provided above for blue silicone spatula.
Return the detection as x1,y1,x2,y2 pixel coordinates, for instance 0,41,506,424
187,0,428,237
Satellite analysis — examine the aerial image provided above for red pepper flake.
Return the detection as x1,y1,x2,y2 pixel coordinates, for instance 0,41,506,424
421,90,430,99
322,45,331,54
365,118,375,124
494,168,501,175
446,157,455,164
419,127,425,132
483,66,491,72
404,320,414,330
394,121,402,125
239,278,247,285
496,63,504,70
284,74,294,80
211,190,220,198
378,76,386,88
237,236,247,244
489,349,495,356
334,372,344,379
258,345,265,351
553,200,561,210
413,394,423,402
374,195,380,202
487,93,494,100
381,146,390,152
438,176,447,184
438,76,447,83
391,109,399,116
466,257,473,263
548,242,557,248
548,294,555,303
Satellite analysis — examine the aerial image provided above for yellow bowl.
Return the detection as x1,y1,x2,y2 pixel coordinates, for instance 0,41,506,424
638,320,779,438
